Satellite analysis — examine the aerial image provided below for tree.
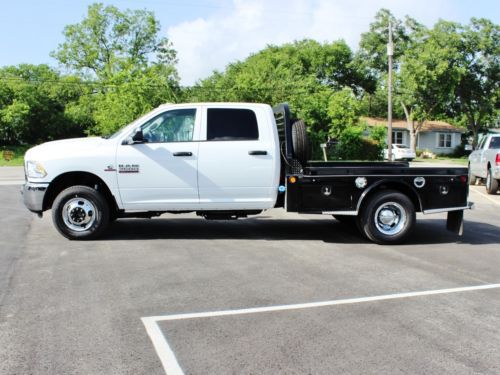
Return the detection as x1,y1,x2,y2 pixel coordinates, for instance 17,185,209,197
327,88,360,138
0,64,86,145
51,3,181,136
190,39,368,156
52,3,176,80
357,9,427,143
397,21,464,151
90,63,180,135
452,18,500,146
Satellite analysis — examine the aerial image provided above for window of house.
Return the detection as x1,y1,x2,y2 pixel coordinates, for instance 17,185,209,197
438,133,452,148
207,108,259,141
141,109,196,143
392,131,403,144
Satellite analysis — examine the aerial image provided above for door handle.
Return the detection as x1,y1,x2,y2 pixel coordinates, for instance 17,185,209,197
173,152,193,157
248,150,267,155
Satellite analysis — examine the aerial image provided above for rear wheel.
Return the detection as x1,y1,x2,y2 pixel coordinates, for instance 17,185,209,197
52,185,110,240
359,190,416,244
486,168,499,195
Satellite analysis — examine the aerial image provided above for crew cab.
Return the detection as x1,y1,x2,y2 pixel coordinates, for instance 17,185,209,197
468,133,500,194
22,103,472,244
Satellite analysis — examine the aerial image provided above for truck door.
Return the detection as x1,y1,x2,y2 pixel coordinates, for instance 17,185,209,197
197,106,279,209
116,107,201,210
470,136,486,177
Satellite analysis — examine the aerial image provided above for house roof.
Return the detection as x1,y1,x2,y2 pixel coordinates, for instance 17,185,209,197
361,117,465,133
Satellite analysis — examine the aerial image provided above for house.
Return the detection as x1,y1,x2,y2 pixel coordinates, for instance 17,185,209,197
362,117,465,154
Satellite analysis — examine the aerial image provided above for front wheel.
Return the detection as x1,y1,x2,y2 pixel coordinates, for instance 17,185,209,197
52,185,110,240
359,190,416,244
486,168,499,195
468,164,477,185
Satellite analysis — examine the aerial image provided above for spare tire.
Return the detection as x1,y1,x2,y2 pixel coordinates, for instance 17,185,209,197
291,120,311,165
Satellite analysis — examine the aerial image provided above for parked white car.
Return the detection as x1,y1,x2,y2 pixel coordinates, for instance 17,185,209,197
468,134,500,194
384,144,416,161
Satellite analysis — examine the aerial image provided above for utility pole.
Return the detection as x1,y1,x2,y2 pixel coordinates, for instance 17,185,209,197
387,20,394,161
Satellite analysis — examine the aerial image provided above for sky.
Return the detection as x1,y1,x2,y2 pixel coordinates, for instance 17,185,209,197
0,0,498,85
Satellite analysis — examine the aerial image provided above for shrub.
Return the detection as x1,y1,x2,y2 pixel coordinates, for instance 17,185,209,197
330,126,384,161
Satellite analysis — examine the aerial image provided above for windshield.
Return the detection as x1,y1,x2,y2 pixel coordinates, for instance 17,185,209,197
395,144,409,149
102,108,165,140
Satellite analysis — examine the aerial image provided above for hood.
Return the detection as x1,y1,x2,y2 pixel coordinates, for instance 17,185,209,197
25,137,106,161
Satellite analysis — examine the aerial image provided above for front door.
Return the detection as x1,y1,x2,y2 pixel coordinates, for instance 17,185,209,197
116,107,201,210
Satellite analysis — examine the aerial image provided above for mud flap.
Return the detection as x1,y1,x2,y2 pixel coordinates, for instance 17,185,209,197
446,210,464,236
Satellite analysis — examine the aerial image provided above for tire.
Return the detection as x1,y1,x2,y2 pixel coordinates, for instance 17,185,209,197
52,185,110,240
359,190,416,245
291,120,311,165
486,168,499,195
468,164,477,185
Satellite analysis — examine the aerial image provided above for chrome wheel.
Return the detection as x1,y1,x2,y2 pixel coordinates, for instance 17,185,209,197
373,202,407,236
486,172,491,189
62,197,97,232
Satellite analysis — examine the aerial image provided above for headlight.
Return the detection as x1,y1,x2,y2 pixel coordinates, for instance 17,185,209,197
26,161,47,178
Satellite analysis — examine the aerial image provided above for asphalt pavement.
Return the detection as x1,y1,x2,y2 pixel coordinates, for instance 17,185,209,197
0,167,499,374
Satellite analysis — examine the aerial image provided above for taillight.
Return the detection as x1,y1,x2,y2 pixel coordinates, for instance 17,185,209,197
496,153,500,166
460,175,467,184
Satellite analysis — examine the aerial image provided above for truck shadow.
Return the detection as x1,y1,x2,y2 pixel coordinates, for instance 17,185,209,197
103,218,499,245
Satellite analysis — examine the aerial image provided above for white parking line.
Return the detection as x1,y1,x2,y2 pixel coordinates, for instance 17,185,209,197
470,186,500,205
142,283,500,375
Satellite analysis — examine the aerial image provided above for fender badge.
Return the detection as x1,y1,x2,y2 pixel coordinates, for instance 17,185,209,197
119,164,140,173
104,165,116,172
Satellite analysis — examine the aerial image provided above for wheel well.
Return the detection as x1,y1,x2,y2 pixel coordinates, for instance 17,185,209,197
43,172,118,212
357,181,421,213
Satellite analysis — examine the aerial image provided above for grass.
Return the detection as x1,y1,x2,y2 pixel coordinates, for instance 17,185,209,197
414,156,468,165
0,145,31,166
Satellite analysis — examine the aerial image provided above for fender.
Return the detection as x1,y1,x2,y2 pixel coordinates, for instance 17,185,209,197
356,179,423,213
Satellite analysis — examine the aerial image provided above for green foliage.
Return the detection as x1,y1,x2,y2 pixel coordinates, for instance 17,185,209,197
189,39,370,156
90,64,180,135
0,64,86,145
327,88,360,137
369,125,387,145
50,2,181,137
0,145,31,166
330,126,383,161
51,3,174,80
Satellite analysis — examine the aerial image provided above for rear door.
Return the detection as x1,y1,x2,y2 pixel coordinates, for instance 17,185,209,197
197,105,279,210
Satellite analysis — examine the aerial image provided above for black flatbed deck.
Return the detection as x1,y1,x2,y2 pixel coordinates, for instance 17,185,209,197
305,161,468,177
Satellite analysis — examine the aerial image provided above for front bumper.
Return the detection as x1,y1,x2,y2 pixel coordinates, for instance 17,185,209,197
21,182,49,213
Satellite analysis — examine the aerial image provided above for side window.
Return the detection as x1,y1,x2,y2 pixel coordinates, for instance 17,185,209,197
141,109,196,143
477,137,486,150
489,137,500,149
207,108,259,141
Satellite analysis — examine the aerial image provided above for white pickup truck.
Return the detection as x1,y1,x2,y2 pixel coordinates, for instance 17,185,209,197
468,133,500,194
22,103,472,244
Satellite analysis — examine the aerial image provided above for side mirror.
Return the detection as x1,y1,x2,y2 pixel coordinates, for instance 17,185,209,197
132,128,145,143
122,128,147,145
